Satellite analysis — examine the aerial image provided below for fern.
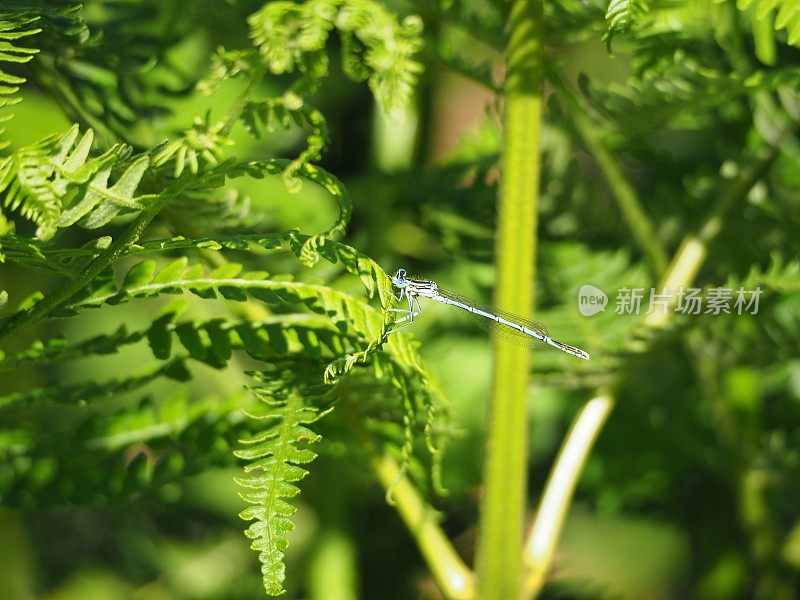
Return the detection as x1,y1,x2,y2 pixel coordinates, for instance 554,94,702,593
0,324,140,371
0,389,249,507
0,3,444,597
247,0,423,117
235,369,329,596
0,125,151,238
242,95,330,189
150,112,232,177
0,358,188,410
156,160,354,267
29,1,189,142
731,0,800,57
0,12,40,146
603,0,648,50
578,43,800,129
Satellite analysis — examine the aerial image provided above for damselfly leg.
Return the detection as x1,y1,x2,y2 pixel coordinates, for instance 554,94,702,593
386,291,422,333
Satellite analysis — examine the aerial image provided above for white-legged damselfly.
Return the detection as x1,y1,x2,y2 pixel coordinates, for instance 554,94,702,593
389,268,590,360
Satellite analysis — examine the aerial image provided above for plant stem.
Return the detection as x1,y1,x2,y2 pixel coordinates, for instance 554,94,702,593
371,454,475,600
474,0,543,598
551,72,668,276
221,64,266,137
522,392,614,598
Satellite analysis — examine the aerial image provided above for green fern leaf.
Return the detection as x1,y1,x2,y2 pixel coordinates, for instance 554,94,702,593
0,325,141,372
242,95,330,192
58,258,385,345
0,125,150,239
0,12,40,147
603,0,648,50
0,359,186,410
0,5,88,149
197,47,258,96
235,371,328,596
123,230,385,305
247,0,423,117
174,159,355,267
731,0,800,62
0,389,248,507
150,112,233,177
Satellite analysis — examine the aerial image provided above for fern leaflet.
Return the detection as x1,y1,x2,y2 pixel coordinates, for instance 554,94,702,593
235,370,329,596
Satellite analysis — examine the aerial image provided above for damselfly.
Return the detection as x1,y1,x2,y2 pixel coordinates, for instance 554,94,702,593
389,268,590,360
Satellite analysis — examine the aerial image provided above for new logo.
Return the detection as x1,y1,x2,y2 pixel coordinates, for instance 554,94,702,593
578,284,608,316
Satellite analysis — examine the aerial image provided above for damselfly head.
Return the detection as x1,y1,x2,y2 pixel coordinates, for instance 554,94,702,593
391,268,408,288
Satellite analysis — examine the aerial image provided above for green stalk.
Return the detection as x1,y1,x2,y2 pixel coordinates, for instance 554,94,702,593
523,392,614,597
539,68,669,280
474,0,543,598
372,454,475,600
557,82,668,276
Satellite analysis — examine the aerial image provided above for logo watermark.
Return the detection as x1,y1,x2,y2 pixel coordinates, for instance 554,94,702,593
578,284,608,316
577,285,762,316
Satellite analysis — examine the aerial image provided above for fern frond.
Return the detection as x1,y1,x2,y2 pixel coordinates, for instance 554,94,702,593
30,2,191,142
247,0,423,117
126,230,386,302
151,112,233,177
0,325,141,372
143,158,354,267
0,308,356,373
0,14,39,113
53,258,382,345
337,1,424,117
0,125,151,239
0,5,89,146
196,159,355,266
0,389,249,507
197,47,258,96
579,58,800,129
738,251,800,292
0,229,389,332
0,233,114,277
242,95,330,191
0,358,188,410
235,370,328,596
0,10,42,149
144,296,360,367
732,0,800,52
603,0,648,50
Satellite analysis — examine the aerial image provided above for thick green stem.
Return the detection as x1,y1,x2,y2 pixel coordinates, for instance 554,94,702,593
474,1,543,598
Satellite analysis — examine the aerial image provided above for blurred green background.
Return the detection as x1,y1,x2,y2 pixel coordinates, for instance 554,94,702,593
1,1,800,599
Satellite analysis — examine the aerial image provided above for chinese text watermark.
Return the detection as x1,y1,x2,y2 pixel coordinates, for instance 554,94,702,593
578,286,761,317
